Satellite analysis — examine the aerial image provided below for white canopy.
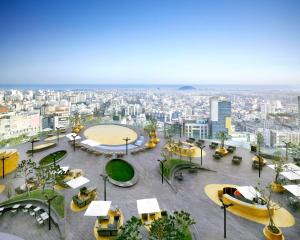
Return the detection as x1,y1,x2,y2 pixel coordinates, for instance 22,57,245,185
66,176,90,189
236,186,261,201
66,133,82,141
42,128,53,132
81,139,99,147
84,201,112,216
268,163,300,171
137,198,160,214
280,171,300,181
283,185,300,197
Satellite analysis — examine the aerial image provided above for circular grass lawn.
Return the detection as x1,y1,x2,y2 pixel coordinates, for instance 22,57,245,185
105,159,134,182
39,150,67,166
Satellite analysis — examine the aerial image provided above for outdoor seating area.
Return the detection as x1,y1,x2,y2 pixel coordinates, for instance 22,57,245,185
0,204,49,226
72,186,97,209
209,142,218,149
137,198,161,231
232,155,242,164
96,209,122,237
227,146,236,153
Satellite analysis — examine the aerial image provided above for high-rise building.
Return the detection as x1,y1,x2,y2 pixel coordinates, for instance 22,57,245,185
184,119,209,139
210,97,231,137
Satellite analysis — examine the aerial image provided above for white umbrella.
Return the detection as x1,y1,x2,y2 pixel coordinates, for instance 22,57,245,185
66,176,90,189
137,198,160,214
84,201,112,216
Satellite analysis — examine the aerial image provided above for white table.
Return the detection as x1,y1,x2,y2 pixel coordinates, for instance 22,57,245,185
33,207,41,212
40,212,49,220
283,185,300,197
236,186,261,201
137,198,160,215
25,204,32,209
12,204,20,209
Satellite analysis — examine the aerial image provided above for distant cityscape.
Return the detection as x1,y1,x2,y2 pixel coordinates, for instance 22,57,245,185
1,85,299,150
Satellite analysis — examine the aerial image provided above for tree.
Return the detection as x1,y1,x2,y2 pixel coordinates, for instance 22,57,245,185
149,215,184,240
177,140,183,160
272,151,286,184
256,132,264,159
35,164,64,192
118,216,142,240
216,131,228,149
17,159,36,196
290,143,300,166
255,182,281,234
149,211,195,240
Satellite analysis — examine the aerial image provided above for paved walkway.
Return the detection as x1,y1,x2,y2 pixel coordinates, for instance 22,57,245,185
0,131,299,240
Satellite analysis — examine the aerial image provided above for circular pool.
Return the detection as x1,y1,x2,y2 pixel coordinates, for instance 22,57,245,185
105,159,135,182
84,124,138,146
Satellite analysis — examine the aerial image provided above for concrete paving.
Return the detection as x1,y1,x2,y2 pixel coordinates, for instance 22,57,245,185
0,131,299,240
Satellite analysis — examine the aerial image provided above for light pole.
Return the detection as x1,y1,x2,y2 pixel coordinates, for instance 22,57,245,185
282,140,291,162
100,174,108,201
44,194,58,231
199,145,205,166
220,199,234,239
1,155,9,179
72,134,78,152
56,127,61,143
29,138,38,157
157,159,165,184
123,137,131,155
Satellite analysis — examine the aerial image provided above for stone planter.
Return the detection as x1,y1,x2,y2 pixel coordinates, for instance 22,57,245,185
271,182,285,193
263,225,284,240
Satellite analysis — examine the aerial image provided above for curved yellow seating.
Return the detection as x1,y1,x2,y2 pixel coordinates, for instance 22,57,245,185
0,149,20,177
204,184,295,227
223,194,273,217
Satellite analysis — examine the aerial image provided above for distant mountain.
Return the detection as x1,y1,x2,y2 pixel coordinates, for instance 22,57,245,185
178,86,196,91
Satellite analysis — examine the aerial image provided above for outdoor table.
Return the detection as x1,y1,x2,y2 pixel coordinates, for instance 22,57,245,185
40,212,49,220
33,206,41,212
25,204,32,209
0,207,4,213
11,204,20,213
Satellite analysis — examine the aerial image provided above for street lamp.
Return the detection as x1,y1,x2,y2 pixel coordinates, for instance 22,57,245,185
29,138,39,157
282,140,291,162
123,137,131,155
1,155,9,179
71,134,78,152
199,145,205,166
157,159,166,184
56,127,61,143
100,174,108,201
44,194,58,231
220,198,234,239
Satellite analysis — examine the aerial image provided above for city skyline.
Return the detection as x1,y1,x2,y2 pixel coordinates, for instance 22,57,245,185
1,0,300,85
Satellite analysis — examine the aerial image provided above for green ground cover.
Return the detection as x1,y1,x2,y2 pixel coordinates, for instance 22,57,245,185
161,158,197,179
39,150,67,166
106,159,134,182
0,189,64,218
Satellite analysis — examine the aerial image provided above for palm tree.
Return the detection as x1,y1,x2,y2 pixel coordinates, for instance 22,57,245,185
216,131,228,149
256,132,264,160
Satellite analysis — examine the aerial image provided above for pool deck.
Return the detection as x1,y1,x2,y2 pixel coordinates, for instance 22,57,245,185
0,130,299,240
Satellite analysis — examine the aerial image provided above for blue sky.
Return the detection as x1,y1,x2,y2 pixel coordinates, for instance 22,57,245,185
0,0,299,85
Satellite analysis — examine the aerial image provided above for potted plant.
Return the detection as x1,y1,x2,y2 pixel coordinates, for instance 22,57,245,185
216,131,228,156
255,183,284,240
271,151,286,193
